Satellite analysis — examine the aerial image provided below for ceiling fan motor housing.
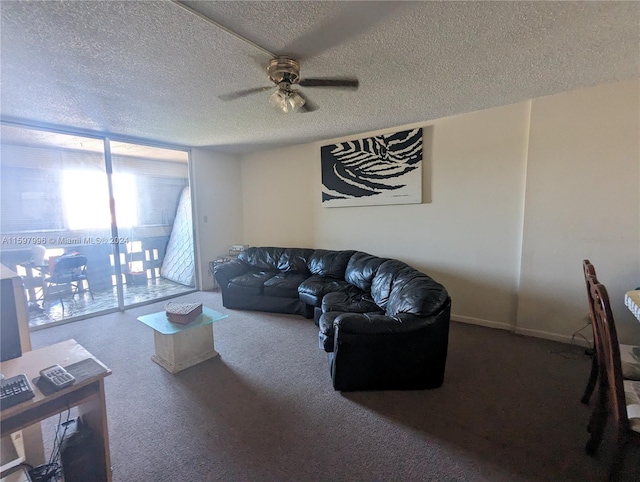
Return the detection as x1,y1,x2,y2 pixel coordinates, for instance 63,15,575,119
267,56,300,85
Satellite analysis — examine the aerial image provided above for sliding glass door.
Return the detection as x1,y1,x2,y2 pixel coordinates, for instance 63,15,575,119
0,124,195,328
0,126,118,325
109,141,194,307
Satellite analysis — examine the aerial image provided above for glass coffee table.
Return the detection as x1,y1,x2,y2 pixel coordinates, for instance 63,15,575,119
137,307,227,373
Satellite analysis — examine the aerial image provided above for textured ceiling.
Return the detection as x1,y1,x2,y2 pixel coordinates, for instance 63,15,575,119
1,1,638,153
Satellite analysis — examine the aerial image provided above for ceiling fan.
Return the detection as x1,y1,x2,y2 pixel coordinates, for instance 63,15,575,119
171,1,361,114
218,56,359,114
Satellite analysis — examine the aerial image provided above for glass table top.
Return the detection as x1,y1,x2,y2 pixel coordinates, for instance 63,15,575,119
137,306,227,335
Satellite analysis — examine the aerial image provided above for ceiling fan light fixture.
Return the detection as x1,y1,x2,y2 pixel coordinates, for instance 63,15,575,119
269,88,305,113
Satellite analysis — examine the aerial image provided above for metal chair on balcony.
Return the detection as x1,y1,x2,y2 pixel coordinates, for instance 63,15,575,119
44,254,94,315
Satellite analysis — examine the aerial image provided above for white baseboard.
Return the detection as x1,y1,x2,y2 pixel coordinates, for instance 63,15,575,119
451,313,592,348
513,326,592,348
451,314,514,331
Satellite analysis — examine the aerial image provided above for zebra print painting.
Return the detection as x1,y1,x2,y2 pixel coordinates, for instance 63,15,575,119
321,128,422,207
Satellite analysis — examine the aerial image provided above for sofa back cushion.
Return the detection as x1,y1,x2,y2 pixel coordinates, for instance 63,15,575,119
345,251,388,292
308,250,355,278
370,259,414,309
238,247,284,271
385,273,449,318
278,248,314,274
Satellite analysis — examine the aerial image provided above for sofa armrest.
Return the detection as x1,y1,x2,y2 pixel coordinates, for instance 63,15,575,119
214,259,249,287
334,312,432,335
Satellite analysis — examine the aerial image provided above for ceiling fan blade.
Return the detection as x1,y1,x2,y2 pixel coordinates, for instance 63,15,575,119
297,91,319,113
218,86,273,101
299,78,359,89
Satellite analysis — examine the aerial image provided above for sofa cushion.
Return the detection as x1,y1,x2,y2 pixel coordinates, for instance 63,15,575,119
307,250,356,278
238,247,284,271
298,275,361,307
386,274,449,318
344,252,388,292
213,258,250,287
322,291,382,314
370,259,415,309
228,270,277,296
263,272,310,298
277,248,314,274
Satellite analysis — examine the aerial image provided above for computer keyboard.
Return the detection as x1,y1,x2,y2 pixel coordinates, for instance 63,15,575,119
0,374,35,410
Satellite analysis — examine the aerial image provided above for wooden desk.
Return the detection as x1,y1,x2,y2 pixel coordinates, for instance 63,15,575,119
0,340,112,481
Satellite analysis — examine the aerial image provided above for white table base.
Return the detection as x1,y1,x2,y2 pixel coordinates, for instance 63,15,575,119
151,323,219,374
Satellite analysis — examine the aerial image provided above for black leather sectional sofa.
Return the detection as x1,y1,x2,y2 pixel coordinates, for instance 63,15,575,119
214,247,451,391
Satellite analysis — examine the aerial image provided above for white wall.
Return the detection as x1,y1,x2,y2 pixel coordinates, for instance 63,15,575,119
241,143,318,248
191,148,243,290
242,102,531,329
236,79,640,345
517,80,640,344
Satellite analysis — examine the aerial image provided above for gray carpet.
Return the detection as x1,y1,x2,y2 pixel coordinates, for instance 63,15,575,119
30,291,640,481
